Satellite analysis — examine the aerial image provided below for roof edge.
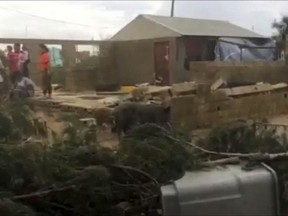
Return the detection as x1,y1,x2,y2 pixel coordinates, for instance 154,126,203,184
142,14,182,36
141,14,230,23
110,14,142,40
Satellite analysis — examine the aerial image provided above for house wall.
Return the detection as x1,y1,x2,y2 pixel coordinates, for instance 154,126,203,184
114,37,177,85
113,37,286,86
114,39,154,85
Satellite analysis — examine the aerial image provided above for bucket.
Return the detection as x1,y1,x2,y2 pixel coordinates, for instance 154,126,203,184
121,86,136,93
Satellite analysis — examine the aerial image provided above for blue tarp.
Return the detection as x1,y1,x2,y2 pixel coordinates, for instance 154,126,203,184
214,37,276,61
49,47,63,67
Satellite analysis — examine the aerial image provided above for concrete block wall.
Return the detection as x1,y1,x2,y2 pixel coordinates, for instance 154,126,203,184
170,88,288,131
97,42,120,91
65,68,97,92
189,61,288,85
65,42,121,92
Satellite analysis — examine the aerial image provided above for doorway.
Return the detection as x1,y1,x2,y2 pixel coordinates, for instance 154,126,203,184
154,41,170,85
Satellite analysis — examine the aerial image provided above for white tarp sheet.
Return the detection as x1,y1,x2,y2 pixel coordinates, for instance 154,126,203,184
214,37,276,61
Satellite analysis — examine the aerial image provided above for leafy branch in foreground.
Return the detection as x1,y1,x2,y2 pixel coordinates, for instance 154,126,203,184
1,102,288,216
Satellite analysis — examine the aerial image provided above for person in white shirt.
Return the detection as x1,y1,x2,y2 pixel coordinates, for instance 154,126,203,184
10,75,35,99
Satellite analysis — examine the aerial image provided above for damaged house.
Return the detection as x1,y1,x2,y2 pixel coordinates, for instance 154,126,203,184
111,14,276,85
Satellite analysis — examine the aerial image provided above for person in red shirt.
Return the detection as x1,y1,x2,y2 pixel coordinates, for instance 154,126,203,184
39,44,52,98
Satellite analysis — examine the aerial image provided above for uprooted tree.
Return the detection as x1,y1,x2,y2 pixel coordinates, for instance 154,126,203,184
1,102,288,215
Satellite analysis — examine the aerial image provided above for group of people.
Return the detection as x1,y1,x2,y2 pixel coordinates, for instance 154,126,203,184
0,43,52,99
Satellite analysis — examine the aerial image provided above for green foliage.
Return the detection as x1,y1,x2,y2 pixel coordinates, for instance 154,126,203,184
0,103,197,216
0,199,36,216
118,124,200,183
202,121,284,154
0,102,49,143
1,102,288,216
272,16,288,35
199,120,288,215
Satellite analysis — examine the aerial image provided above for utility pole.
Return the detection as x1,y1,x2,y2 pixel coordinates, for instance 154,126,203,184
170,0,175,17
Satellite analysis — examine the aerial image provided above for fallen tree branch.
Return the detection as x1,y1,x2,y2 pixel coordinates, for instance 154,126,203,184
202,152,288,167
109,164,159,187
202,157,241,166
11,185,76,201
149,123,251,157
139,124,288,163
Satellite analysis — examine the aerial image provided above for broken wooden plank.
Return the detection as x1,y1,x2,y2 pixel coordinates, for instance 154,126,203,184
217,83,273,97
135,83,149,87
271,83,288,90
143,86,171,101
211,78,227,91
171,81,196,96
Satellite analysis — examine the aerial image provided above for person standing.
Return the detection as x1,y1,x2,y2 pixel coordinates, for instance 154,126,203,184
7,44,21,86
6,45,12,58
21,45,30,77
39,44,52,98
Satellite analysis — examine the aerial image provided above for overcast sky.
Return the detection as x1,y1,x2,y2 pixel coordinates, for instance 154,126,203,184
0,1,287,40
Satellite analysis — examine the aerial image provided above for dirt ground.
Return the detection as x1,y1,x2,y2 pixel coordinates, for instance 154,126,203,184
33,91,288,149
34,108,119,148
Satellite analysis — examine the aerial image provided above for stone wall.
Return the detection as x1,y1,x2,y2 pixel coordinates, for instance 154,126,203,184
189,61,288,85
170,86,288,131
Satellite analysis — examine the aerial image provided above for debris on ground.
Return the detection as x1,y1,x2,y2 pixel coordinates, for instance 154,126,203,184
210,77,227,91
52,83,64,91
171,81,197,96
217,82,288,97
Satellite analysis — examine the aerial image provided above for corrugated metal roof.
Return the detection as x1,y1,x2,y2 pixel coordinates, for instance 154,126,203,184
142,14,265,38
